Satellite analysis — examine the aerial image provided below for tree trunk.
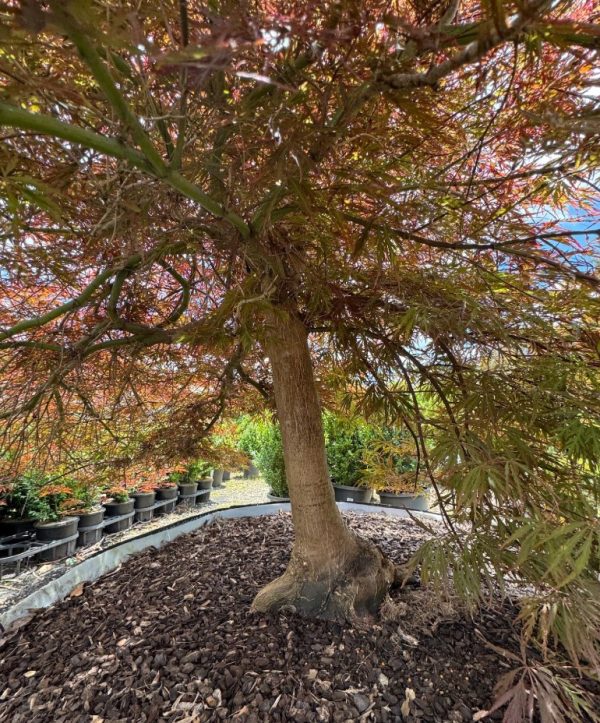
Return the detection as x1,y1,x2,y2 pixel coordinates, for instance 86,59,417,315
251,309,396,620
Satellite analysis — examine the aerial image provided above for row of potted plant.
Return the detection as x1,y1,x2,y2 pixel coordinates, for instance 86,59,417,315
237,412,430,509
323,413,431,509
0,460,220,561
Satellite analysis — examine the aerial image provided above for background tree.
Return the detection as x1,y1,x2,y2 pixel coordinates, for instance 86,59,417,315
0,1,600,714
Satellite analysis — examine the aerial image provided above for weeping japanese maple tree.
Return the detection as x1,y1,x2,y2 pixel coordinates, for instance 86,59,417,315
1,0,600,714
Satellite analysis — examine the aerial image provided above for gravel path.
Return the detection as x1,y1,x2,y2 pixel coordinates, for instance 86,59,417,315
209,474,271,507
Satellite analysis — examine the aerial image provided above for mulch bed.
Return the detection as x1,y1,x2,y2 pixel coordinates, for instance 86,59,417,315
0,475,270,613
0,512,588,722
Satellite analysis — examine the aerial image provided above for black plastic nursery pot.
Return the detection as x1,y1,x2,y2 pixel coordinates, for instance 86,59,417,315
0,517,36,537
212,469,224,488
155,486,178,514
77,506,106,547
243,464,259,479
34,516,80,561
132,491,155,508
222,471,231,481
333,484,373,504
177,482,198,505
378,491,429,511
132,492,156,522
195,478,212,504
103,498,135,533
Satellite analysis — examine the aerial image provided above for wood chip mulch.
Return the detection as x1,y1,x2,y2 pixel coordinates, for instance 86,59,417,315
0,512,592,722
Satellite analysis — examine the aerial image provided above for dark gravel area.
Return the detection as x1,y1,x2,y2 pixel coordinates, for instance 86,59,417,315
0,512,592,722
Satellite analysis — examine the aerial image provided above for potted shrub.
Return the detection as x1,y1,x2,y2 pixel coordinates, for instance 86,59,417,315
210,420,246,487
155,479,178,514
175,479,197,503
195,461,213,502
33,483,80,561
377,482,429,511
130,481,157,522
365,430,430,511
169,462,205,504
324,412,373,503
212,467,224,489
168,467,195,501
183,459,213,495
236,415,260,479
0,472,48,536
103,486,135,533
66,478,105,547
254,418,289,501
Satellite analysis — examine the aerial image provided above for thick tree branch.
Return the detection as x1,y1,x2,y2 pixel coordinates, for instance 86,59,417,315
51,4,167,175
0,265,115,343
377,0,551,90
0,102,251,237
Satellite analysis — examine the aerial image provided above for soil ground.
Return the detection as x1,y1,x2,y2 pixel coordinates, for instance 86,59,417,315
0,513,596,722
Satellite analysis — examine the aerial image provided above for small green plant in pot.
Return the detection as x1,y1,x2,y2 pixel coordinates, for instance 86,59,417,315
170,460,207,503
169,466,196,503
155,473,179,513
128,479,157,522
106,486,131,503
0,471,49,535
237,415,262,478
189,459,213,488
189,460,213,501
65,477,106,546
33,481,80,561
66,477,104,513
103,485,135,533
155,469,178,490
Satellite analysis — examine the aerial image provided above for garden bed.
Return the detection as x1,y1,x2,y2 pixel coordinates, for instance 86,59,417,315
1,512,591,723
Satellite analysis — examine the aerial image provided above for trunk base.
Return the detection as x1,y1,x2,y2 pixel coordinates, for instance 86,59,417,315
252,535,396,620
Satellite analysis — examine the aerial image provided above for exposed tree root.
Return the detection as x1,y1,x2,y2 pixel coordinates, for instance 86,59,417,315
252,534,397,621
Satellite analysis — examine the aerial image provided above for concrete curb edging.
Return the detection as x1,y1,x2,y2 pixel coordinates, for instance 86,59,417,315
0,502,440,633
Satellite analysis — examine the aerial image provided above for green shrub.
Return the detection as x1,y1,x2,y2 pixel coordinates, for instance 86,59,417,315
106,486,131,503
167,470,185,484
35,484,73,522
240,412,408,493
0,471,78,522
66,478,103,511
188,459,213,480
0,471,48,520
253,418,288,497
323,411,373,487
236,415,263,462
169,459,212,484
